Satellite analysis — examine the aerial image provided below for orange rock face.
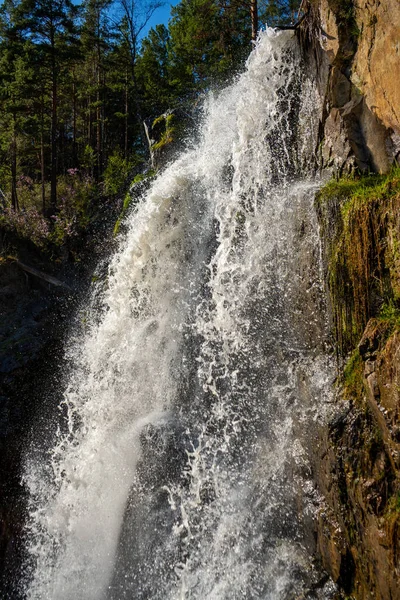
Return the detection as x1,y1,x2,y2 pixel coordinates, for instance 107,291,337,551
314,0,400,173
352,0,400,135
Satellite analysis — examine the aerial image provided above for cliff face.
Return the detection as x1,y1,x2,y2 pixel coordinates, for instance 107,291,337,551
304,1,400,597
315,173,400,599
303,0,400,174
349,0,400,139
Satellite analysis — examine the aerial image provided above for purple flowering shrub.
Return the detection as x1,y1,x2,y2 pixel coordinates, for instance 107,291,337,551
1,206,50,247
1,169,97,251
50,171,96,246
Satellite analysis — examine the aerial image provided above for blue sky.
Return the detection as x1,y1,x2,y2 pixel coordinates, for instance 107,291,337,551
0,0,178,44
68,0,179,41
140,1,178,38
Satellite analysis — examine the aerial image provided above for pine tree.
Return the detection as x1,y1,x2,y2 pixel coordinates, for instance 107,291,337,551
0,0,26,210
80,0,113,179
136,24,172,117
167,0,250,95
17,0,80,212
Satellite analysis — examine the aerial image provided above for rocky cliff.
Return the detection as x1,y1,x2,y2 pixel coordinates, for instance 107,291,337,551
301,1,400,597
302,0,400,174
315,171,400,599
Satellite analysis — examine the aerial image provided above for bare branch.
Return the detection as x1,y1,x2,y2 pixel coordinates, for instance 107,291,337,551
12,259,72,290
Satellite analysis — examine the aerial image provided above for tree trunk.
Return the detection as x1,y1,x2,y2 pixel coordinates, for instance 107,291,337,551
96,68,101,180
130,64,148,156
73,74,77,167
102,70,106,168
125,71,128,159
50,35,57,213
96,11,102,180
250,0,258,41
11,113,18,211
88,94,91,148
41,103,45,213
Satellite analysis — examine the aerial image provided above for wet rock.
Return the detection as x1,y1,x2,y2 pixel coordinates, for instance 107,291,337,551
0,251,77,597
328,405,352,441
366,371,380,399
310,2,400,594
322,107,356,172
358,318,389,360
364,359,375,376
138,420,190,487
315,318,400,599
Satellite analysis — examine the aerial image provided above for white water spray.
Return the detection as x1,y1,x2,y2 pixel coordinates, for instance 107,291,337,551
23,30,335,600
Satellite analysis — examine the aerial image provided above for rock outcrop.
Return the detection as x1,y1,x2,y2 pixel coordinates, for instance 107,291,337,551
314,165,400,597
302,0,400,174
307,2,400,596
316,321,400,600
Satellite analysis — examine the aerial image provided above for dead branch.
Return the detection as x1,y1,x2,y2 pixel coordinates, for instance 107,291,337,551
13,259,72,290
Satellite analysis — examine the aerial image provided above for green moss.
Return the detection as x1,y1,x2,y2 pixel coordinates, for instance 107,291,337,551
152,114,176,152
317,166,400,205
387,491,400,513
113,170,156,236
132,170,155,185
318,167,400,355
113,194,130,236
342,349,364,400
378,301,400,329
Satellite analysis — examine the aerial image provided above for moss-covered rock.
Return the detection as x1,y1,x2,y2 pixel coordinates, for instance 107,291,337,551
316,324,400,599
316,168,400,599
316,167,400,356
113,169,156,237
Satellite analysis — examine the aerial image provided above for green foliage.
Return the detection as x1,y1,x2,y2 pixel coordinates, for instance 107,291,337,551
168,0,251,93
259,0,301,26
151,113,176,151
132,170,155,184
103,151,141,196
378,301,400,330
342,348,364,400
0,205,50,247
0,0,303,254
81,145,96,172
136,24,173,116
0,171,97,250
317,166,400,206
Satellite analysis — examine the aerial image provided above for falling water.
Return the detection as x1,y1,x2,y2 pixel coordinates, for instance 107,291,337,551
23,29,336,599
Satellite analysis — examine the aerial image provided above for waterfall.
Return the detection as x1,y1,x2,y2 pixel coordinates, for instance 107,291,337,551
22,29,336,600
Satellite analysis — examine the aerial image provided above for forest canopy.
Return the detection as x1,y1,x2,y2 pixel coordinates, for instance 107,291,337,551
0,0,301,249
